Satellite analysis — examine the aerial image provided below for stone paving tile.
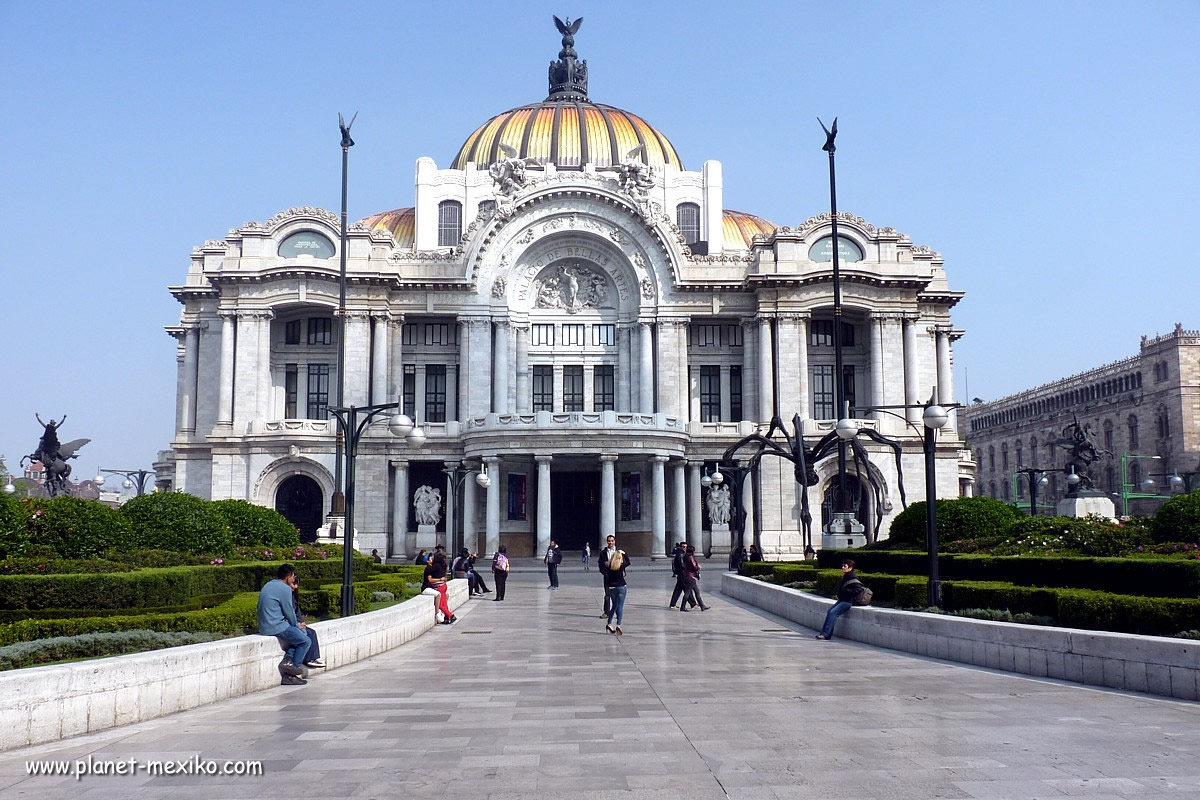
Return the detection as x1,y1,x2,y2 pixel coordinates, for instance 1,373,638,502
1,569,1199,800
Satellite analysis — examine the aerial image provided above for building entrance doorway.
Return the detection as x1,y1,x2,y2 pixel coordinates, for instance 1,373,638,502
275,475,324,543
549,471,600,552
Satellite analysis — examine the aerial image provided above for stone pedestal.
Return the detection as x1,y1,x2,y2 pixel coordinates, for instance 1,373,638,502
710,523,731,556
821,512,866,550
1056,492,1116,520
317,515,359,549
416,523,439,551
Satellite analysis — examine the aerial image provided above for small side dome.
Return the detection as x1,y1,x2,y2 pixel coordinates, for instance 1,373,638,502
723,210,776,250
361,208,414,248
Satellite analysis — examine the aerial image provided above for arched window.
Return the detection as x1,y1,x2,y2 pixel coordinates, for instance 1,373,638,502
1127,414,1139,448
1131,461,1142,490
989,481,997,498
477,199,496,218
1031,437,1039,467
1003,481,1011,501
1157,408,1171,438
1015,441,1023,466
676,202,701,245
438,200,462,247
988,446,995,471
1103,419,1114,451
1001,443,1009,471
1105,466,1116,493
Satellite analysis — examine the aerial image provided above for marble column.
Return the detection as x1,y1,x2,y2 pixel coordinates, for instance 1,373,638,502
371,313,390,406
463,463,478,553
678,321,691,422
389,314,405,406
599,454,617,541
617,325,632,412
796,315,810,421
903,315,920,424
536,455,553,556
484,456,501,556
493,319,510,414
179,324,200,434
758,316,774,422
391,460,409,559
651,455,668,557
457,319,470,421
741,318,756,423
672,460,686,549
233,311,260,425
687,461,703,552
344,311,371,407
639,322,655,413
256,310,273,420
515,324,531,413
469,318,493,417
936,326,956,431
869,314,886,419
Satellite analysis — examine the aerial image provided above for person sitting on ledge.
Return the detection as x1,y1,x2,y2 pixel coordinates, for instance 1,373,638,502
257,564,309,686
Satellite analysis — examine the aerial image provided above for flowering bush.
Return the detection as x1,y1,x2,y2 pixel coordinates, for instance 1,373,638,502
1151,489,1200,544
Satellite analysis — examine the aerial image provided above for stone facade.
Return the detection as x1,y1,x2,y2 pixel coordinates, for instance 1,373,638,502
965,324,1200,516
156,32,970,559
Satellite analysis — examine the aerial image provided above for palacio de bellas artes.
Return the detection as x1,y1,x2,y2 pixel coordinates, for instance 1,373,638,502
156,20,971,563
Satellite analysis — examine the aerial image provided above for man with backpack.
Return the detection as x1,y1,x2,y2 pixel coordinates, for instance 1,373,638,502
816,559,871,640
544,539,562,589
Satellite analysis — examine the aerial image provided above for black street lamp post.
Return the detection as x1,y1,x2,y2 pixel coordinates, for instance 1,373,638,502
1012,468,1049,517
442,463,492,559
95,468,154,496
331,112,357,526
847,392,952,607
327,402,412,617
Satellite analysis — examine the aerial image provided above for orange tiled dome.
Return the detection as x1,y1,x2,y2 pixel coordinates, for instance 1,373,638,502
723,210,776,249
360,207,415,247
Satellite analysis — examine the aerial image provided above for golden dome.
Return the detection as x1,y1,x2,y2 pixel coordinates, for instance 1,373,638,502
723,210,776,250
361,207,414,247
452,101,684,171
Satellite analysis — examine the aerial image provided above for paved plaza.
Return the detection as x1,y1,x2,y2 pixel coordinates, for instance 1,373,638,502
2,566,1199,800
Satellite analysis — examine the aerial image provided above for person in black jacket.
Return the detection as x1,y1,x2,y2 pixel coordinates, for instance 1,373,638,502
668,542,686,608
544,539,562,589
816,559,862,640
599,537,630,635
679,544,709,611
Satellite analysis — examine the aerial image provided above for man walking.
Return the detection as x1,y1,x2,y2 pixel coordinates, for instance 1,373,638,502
669,542,687,609
545,539,562,589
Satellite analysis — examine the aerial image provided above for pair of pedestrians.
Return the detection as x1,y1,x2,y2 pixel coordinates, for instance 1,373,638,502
669,543,709,611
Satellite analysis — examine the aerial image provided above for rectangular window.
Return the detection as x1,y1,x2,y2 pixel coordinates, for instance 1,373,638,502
563,366,584,412
284,320,301,345
812,365,835,419
621,472,642,521
562,324,585,346
730,366,743,420
425,364,447,422
306,364,330,419
424,323,452,346
532,365,553,411
699,365,721,422
594,365,615,412
690,324,721,347
507,474,527,520
284,365,298,418
725,324,744,347
841,322,856,347
810,320,834,347
401,323,419,347
592,324,616,346
1104,428,1114,450
676,203,701,244
307,317,332,346
842,366,856,416
438,201,461,247
403,365,416,418
532,324,555,346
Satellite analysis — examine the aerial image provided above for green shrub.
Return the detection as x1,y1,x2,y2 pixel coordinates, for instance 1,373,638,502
1151,490,1200,544
21,498,135,558
738,561,774,577
887,496,1022,546
0,558,371,611
0,592,262,646
894,577,930,609
995,515,1150,557
0,593,236,623
812,570,900,604
772,564,817,584
119,493,233,556
941,581,1059,618
1056,589,1200,636
0,496,32,558
951,608,1055,626
371,591,396,603
210,500,300,549
0,629,227,670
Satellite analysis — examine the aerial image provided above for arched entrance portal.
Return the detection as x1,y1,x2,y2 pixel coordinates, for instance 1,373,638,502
821,475,873,541
275,475,324,543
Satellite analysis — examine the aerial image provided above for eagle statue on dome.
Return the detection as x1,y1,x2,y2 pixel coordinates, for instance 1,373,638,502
553,15,583,46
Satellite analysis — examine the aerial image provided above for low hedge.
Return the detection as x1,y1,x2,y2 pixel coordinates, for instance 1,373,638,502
0,630,228,671
0,592,262,646
299,574,422,618
0,558,372,611
820,550,1200,598
812,569,903,604
738,561,775,577
0,593,236,623
772,564,818,583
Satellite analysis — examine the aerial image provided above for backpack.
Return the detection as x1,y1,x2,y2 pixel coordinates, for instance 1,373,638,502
493,553,509,572
845,579,873,606
549,547,561,565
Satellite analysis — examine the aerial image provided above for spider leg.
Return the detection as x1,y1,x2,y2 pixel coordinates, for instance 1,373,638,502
858,428,908,509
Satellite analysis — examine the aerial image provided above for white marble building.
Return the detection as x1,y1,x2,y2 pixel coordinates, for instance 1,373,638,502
157,24,970,559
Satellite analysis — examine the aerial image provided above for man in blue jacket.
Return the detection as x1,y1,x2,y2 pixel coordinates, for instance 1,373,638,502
257,564,310,685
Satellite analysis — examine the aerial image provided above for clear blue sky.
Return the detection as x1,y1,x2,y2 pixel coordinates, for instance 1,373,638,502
1,1,1196,482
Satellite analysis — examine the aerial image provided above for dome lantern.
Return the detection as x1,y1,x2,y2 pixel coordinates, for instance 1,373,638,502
548,15,588,101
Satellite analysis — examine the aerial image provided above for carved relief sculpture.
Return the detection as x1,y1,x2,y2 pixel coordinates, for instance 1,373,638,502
532,262,610,313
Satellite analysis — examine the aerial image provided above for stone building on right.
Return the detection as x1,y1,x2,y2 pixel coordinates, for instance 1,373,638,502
965,324,1200,517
